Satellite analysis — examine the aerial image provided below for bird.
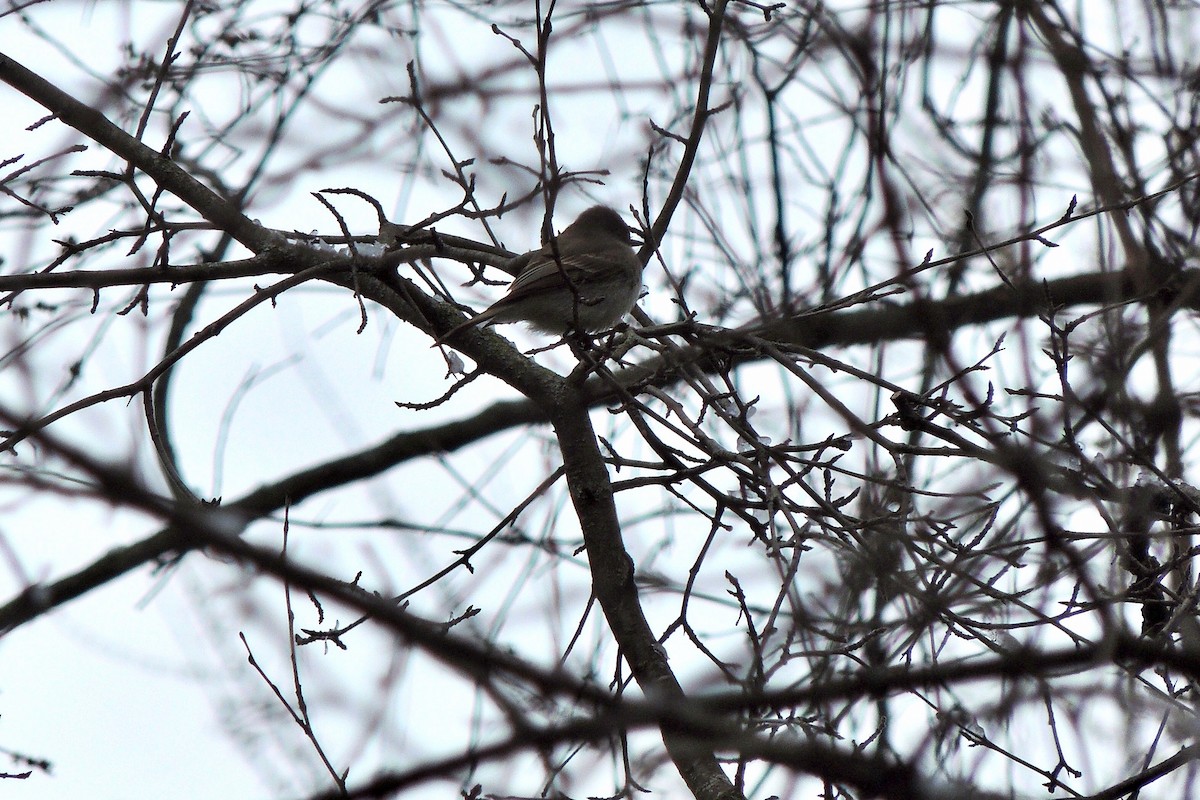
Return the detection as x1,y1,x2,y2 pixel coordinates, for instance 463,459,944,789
435,205,643,345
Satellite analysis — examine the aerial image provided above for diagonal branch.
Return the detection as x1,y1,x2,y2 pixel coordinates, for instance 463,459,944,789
0,50,277,254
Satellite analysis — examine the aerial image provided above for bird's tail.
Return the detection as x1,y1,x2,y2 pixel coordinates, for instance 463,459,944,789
430,307,498,347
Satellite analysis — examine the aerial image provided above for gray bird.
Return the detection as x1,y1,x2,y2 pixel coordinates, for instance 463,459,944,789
436,205,643,344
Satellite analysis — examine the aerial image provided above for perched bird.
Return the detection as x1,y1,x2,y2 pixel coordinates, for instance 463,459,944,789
436,205,643,344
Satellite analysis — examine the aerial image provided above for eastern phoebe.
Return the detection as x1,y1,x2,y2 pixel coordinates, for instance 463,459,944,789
436,205,643,344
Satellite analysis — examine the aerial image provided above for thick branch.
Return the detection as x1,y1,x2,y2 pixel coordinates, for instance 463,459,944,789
549,397,743,800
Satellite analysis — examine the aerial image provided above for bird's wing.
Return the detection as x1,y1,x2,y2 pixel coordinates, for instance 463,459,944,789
505,252,608,298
